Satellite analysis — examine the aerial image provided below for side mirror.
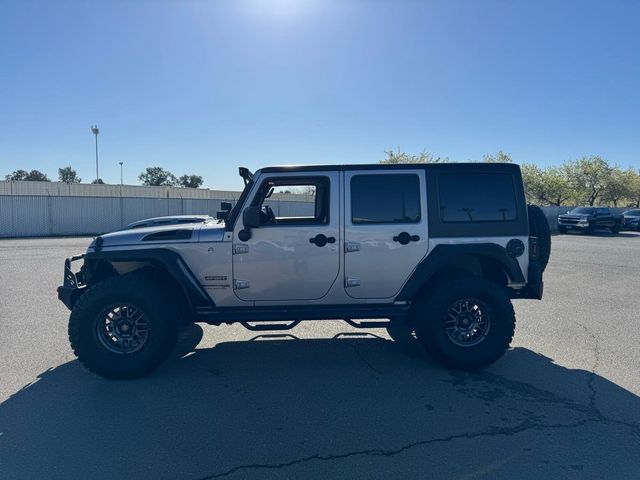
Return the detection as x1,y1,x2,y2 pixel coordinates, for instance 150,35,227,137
221,202,232,211
243,206,262,228
216,211,228,220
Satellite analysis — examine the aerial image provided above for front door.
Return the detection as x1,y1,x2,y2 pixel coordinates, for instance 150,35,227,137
232,172,340,302
343,170,429,299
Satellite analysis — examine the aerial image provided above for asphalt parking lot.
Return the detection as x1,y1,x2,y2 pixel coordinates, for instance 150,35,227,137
1,233,639,479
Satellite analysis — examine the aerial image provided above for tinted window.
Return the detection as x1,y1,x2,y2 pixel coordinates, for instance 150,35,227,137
438,174,517,222
351,174,421,224
624,209,640,216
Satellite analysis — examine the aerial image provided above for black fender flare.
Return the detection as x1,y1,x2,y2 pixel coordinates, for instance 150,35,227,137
395,243,524,302
84,248,214,310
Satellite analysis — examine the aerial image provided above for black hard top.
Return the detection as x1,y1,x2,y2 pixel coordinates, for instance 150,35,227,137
259,163,522,174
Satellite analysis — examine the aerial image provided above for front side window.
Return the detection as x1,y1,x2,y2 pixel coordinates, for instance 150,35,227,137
252,177,329,225
438,173,517,222
351,174,421,224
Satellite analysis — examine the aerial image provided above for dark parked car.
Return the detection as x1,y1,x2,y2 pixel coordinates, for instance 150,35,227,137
622,209,640,231
557,207,623,234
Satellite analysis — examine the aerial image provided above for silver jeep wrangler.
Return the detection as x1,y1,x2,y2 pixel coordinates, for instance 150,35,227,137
58,163,550,379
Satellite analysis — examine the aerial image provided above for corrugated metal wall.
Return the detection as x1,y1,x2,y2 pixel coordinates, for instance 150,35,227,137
0,181,314,237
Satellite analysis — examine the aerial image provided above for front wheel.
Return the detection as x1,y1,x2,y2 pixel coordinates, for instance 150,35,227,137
611,222,621,234
69,274,180,379
558,225,568,234
412,277,515,371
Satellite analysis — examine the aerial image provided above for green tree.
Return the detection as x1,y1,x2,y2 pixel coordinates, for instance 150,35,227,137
91,178,105,184
563,156,612,206
138,167,177,186
178,174,204,188
482,150,513,163
380,147,448,164
623,169,640,208
58,166,81,183
5,169,50,181
601,168,633,207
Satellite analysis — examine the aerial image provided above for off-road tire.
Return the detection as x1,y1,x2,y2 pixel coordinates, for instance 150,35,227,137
69,274,180,379
585,222,595,235
558,225,568,234
412,277,515,371
527,204,551,271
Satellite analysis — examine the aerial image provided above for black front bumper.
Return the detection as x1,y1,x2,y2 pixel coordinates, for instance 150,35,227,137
57,254,86,310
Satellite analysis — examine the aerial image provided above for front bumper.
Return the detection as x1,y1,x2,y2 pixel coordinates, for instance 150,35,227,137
57,254,86,310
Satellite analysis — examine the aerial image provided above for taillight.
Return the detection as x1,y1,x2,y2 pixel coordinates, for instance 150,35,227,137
529,236,539,261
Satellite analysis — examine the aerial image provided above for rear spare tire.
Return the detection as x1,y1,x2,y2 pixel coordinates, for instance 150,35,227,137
69,274,180,379
528,204,551,271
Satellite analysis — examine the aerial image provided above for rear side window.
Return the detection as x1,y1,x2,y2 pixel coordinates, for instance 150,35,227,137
438,174,517,222
351,174,421,224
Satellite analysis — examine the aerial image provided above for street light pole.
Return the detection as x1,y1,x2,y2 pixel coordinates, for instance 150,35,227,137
119,161,123,185
91,125,100,182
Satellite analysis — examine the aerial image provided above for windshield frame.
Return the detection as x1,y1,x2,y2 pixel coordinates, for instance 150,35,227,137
224,178,254,232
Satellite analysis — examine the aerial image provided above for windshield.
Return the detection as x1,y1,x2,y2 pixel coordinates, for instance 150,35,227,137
570,207,595,214
623,209,640,216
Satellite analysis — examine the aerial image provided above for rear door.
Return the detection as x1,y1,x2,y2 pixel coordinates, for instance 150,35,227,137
343,170,428,299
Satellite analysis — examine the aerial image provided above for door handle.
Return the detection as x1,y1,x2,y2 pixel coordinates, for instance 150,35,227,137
309,234,336,247
393,232,420,245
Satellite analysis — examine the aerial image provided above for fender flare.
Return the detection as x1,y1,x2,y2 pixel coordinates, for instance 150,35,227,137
395,243,524,302
84,248,214,310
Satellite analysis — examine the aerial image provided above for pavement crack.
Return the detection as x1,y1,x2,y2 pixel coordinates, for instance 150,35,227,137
193,418,601,480
575,322,600,411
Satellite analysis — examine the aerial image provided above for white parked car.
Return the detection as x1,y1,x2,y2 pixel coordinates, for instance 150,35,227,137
58,163,550,379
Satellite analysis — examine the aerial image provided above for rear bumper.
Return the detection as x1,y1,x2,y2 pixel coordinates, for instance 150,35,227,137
509,261,543,300
57,254,86,310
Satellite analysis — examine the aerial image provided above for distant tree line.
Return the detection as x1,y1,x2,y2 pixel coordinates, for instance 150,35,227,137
5,166,204,189
381,149,640,208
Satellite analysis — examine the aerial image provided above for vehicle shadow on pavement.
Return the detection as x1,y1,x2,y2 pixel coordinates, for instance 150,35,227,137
1,324,639,480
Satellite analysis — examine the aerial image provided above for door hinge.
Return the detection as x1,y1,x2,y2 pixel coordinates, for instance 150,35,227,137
345,277,361,288
233,244,249,254
234,279,250,290
345,242,360,253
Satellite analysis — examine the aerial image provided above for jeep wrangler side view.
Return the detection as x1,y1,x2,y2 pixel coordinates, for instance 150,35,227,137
58,163,551,379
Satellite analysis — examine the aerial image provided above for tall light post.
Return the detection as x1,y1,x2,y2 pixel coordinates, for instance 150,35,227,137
91,125,100,182
119,161,124,185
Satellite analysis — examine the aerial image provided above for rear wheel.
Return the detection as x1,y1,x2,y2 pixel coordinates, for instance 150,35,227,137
69,274,180,379
412,277,515,371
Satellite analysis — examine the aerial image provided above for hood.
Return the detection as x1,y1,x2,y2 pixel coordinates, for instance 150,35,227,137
559,213,592,218
88,221,225,250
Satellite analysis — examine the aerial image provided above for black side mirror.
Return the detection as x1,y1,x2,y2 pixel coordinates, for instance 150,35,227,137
216,211,228,220
221,202,232,211
243,206,262,228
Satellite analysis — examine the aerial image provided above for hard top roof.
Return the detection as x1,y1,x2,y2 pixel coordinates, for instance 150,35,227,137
259,162,521,173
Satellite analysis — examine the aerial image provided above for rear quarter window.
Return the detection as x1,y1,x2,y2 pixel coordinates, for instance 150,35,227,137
438,173,517,222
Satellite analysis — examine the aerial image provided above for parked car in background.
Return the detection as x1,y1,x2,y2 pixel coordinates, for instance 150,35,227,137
622,209,640,231
557,207,623,234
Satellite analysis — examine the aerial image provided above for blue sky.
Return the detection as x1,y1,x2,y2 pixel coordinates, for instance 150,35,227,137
1,0,639,190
